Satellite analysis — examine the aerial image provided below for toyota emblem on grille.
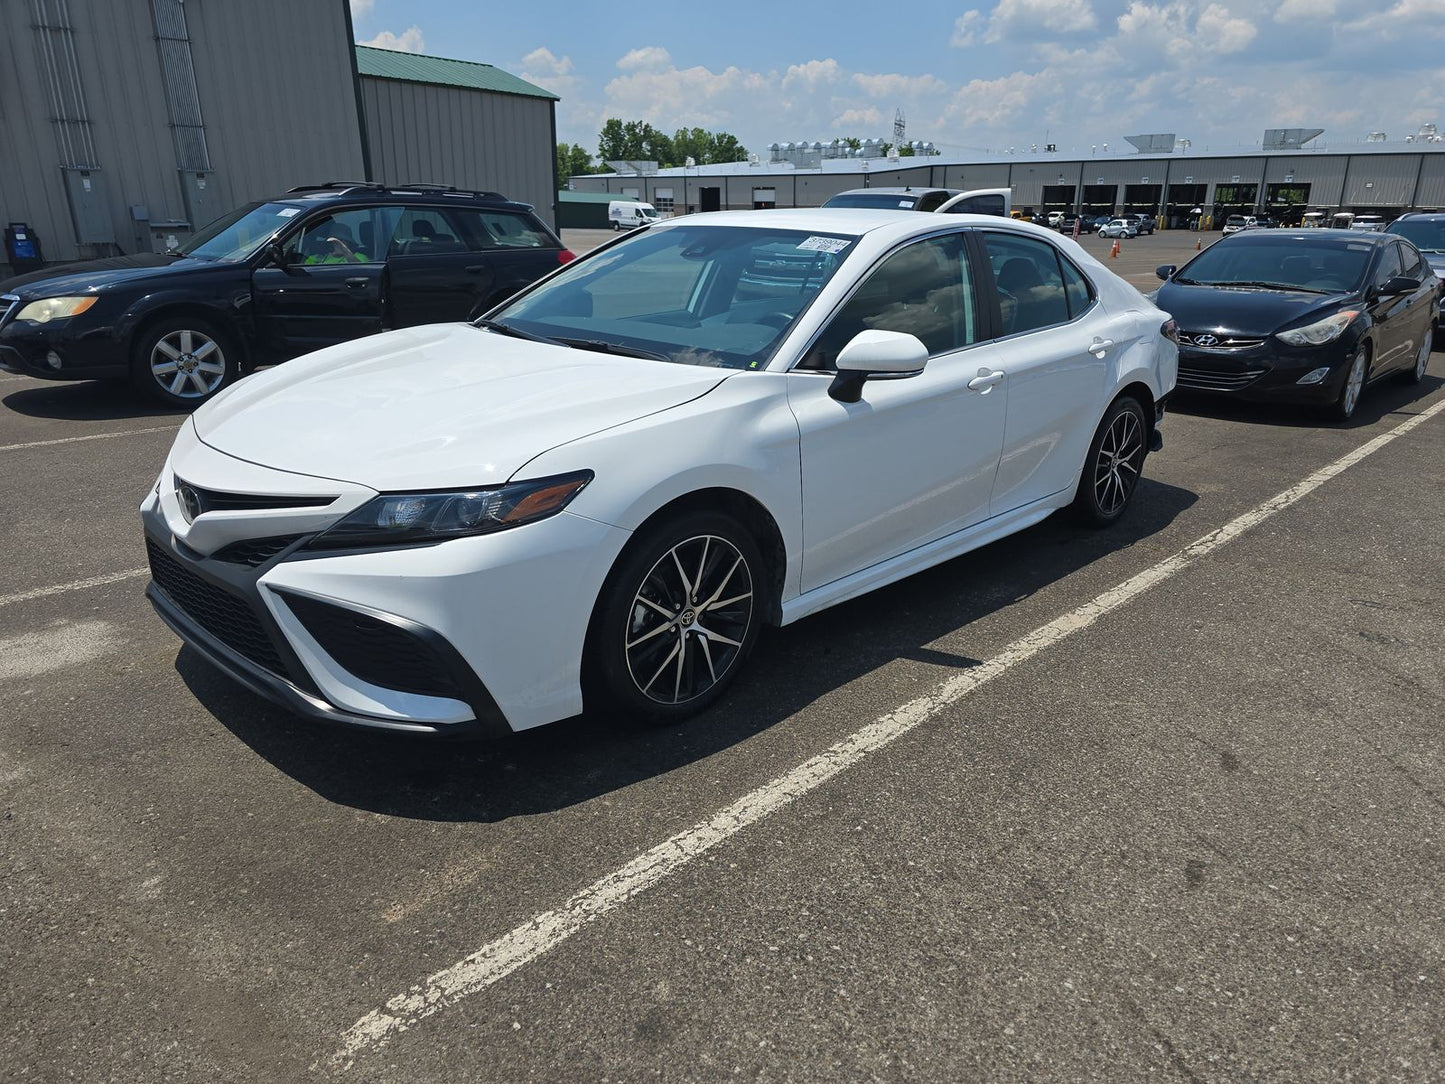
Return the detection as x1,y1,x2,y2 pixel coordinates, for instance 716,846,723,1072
1194,333,1220,347
176,481,202,524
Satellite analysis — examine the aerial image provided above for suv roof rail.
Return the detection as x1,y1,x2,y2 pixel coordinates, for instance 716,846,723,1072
396,181,509,200
285,181,389,194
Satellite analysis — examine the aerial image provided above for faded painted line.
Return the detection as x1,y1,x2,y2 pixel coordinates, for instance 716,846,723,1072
0,567,148,609
0,425,176,453
332,394,1445,1068
0,619,122,683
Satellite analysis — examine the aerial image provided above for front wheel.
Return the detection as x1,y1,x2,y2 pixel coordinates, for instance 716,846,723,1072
1400,329,1432,384
129,316,237,407
1072,397,1148,526
586,511,764,725
1333,347,1368,421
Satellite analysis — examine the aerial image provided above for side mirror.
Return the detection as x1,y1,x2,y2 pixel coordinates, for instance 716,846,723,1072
264,241,289,268
1381,275,1419,296
828,330,928,403
1155,264,1176,281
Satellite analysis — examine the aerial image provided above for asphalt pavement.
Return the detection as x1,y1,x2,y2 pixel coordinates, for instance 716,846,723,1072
2,228,1442,1083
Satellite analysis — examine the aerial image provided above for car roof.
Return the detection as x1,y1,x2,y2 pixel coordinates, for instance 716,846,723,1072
1224,228,1392,246
654,207,1060,241
827,187,958,198
271,182,535,214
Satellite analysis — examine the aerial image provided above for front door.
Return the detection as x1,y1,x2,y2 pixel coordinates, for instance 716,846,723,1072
786,232,1008,593
250,207,387,358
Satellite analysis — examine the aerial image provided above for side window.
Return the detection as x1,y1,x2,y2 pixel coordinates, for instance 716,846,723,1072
1372,243,1403,288
390,206,469,257
469,210,557,251
1398,241,1423,279
799,234,977,371
982,233,1071,336
284,207,391,264
1060,254,1094,317
944,194,1006,217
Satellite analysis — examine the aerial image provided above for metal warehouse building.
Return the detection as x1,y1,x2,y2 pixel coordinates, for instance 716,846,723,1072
572,143,1445,228
0,0,557,273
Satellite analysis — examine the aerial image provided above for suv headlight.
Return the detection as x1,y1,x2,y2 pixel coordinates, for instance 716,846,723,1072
309,471,593,549
1276,310,1359,347
16,296,99,323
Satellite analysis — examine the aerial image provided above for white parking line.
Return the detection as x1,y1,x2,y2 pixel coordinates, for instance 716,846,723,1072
332,395,1445,1068
0,426,176,453
0,568,148,609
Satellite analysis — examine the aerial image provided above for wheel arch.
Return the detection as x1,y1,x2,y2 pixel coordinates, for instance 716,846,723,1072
122,301,251,370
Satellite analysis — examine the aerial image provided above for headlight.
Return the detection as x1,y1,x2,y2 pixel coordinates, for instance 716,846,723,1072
16,296,99,323
1276,310,1359,347
309,471,593,549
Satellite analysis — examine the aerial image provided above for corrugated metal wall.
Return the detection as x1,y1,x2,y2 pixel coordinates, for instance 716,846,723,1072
359,78,557,228
0,0,363,268
1341,154,1425,207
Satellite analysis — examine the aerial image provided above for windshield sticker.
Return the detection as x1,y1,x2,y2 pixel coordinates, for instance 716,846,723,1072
798,235,849,254
277,208,300,218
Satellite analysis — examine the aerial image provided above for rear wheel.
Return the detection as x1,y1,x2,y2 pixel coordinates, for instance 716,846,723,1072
586,511,764,725
1072,396,1148,526
130,316,237,407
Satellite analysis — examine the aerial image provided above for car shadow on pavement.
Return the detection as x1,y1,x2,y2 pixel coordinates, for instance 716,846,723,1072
3,380,188,422
178,477,1199,824
1168,371,1442,430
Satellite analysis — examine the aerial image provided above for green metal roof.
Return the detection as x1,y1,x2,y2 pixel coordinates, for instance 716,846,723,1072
558,191,635,204
355,45,559,101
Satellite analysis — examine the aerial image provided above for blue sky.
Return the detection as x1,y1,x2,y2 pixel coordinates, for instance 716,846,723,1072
348,0,1444,161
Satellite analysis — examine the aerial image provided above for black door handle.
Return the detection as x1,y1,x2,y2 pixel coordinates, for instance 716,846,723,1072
464,265,486,274
345,277,368,288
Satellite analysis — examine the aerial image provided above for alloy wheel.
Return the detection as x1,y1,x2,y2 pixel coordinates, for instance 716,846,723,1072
1341,351,1366,417
624,534,754,705
151,329,226,399
1093,407,1144,517
1414,335,1430,381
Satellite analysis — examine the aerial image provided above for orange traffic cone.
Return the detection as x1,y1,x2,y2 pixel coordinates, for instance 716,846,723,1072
1110,238,1120,259
1195,237,1202,251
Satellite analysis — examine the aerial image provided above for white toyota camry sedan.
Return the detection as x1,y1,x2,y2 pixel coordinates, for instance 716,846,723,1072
141,210,1178,736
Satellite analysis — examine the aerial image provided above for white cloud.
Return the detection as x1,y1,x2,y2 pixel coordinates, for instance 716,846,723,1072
1341,0,1445,39
616,47,672,73
522,47,573,78
852,72,949,97
1273,0,1336,21
520,46,582,99
833,107,886,129
349,0,374,17
361,25,424,53
952,10,985,46
782,59,842,90
985,0,1097,40
1197,3,1257,52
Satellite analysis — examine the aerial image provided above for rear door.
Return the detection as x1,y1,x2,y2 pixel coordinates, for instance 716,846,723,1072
250,206,389,358
386,205,562,327
974,229,1118,515
1394,240,1437,368
1366,242,1410,373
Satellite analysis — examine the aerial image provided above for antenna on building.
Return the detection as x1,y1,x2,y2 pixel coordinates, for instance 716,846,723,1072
893,109,906,149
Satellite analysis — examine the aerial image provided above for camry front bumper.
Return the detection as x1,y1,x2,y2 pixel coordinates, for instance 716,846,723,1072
141,464,632,735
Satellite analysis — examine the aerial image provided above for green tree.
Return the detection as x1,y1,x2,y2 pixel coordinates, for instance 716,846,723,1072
556,142,596,181
599,119,675,165
708,132,747,164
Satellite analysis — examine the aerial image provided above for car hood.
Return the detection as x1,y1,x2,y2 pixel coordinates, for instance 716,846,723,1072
0,253,206,296
191,323,733,491
1154,282,1348,337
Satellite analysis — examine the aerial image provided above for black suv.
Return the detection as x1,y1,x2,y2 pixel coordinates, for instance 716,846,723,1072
0,182,572,405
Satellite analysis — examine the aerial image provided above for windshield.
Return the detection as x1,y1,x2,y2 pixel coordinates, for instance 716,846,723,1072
824,193,919,210
1178,237,1372,291
1388,220,1445,253
180,202,301,262
491,224,858,369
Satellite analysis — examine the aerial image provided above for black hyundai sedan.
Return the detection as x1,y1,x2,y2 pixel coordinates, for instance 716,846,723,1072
1153,230,1438,420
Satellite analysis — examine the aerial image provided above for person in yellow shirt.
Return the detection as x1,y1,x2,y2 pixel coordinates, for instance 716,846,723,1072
302,221,368,264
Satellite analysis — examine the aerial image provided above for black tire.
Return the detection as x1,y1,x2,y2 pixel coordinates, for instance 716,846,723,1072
129,315,238,407
1072,396,1149,526
585,510,765,725
1332,345,1368,421
1400,327,1433,384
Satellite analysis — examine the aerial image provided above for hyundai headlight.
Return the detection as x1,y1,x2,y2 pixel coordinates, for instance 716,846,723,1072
310,471,593,548
16,296,99,323
1276,310,1359,347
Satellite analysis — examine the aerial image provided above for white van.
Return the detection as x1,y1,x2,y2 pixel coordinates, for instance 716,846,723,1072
608,201,660,230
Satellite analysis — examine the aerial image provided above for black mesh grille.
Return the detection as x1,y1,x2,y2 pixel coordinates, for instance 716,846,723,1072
1177,364,1267,391
173,479,332,514
146,538,286,675
282,593,464,700
211,535,302,567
